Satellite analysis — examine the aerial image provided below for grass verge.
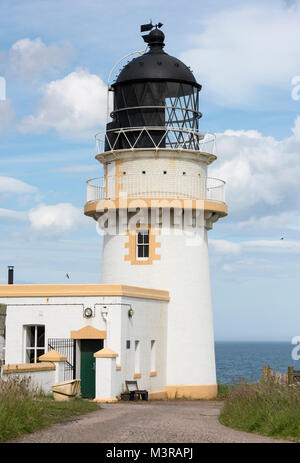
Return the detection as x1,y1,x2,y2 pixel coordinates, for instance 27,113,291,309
217,383,231,400
0,376,99,442
219,378,300,441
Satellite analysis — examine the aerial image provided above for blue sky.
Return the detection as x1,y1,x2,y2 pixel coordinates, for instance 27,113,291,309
1,0,300,341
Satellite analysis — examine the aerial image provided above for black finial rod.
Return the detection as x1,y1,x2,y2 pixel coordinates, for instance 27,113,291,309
8,266,14,285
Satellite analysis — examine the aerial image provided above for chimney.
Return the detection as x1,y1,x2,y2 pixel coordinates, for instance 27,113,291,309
8,266,14,285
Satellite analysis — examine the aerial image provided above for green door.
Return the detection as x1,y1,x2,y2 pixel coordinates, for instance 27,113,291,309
80,339,104,398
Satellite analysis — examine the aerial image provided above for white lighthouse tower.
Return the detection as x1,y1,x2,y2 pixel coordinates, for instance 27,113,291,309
85,24,227,399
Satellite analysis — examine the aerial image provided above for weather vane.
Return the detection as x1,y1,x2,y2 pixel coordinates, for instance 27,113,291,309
140,21,163,33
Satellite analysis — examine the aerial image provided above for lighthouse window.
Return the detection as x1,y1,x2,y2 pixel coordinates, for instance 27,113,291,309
136,230,149,259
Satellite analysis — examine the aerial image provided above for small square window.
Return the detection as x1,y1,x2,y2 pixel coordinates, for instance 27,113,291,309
136,230,149,259
126,340,130,349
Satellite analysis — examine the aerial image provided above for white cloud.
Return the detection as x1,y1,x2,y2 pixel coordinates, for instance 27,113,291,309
244,239,300,253
209,239,241,254
0,100,14,135
28,202,86,237
237,212,300,231
4,38,74,81
0,176,37,195
181,4,300,106
210,118,300,217
19,69,107,138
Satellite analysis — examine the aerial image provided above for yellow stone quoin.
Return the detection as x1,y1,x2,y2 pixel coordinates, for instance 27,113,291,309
125,227,161,265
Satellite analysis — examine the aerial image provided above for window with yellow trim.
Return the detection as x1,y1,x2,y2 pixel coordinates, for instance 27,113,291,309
136,230,149,260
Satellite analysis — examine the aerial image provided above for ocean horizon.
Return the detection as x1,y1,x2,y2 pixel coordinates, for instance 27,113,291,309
215,341,300,384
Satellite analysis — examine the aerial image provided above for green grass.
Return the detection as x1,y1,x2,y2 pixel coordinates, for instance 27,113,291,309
0,376,100,442
219,378,300,441
217,383,231,399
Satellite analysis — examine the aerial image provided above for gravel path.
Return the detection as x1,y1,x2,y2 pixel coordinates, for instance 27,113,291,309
10,400,290,443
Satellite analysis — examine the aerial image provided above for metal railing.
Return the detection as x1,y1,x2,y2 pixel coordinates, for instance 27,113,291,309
48,338,76,381
86,174,225,203
95,127,216,155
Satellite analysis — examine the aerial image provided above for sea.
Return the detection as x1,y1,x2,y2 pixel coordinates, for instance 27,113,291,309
215,341,300,385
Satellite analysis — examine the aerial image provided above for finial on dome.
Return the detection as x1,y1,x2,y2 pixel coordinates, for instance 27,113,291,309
140,22,165,49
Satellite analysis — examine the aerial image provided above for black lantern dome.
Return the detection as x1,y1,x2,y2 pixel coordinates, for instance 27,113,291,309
114,29,199,88
105,24,202,151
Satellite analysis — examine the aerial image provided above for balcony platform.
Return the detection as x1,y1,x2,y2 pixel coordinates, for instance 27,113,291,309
84,197,228,220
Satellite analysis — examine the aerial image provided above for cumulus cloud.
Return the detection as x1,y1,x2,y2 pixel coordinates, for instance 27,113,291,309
181,4,300,106
28,202,86,238
1,38,74,81
210,118,300,218
19,69,107,138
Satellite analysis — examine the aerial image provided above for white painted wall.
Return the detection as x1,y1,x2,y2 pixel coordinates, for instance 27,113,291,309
119,297,167,394
99,149,217,389
0,294,168,396
1,369,55,395
0,296,108,365
119,156,206,177
101,230,216,387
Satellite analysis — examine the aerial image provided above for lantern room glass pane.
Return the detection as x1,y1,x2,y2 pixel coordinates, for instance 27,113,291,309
107,80,201,151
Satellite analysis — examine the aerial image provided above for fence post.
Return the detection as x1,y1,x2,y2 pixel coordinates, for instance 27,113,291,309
275,372,282,384
288,366,294,385
262,366,269,379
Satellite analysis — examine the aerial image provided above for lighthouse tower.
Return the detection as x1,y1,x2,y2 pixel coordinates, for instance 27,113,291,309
84,24,227,399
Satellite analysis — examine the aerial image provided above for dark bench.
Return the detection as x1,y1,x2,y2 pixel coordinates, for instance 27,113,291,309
125,380,148,401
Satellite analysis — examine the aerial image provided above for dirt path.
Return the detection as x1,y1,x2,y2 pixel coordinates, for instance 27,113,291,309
10,400,290,443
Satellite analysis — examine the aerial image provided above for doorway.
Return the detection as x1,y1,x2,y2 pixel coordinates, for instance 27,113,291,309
80,339,104,398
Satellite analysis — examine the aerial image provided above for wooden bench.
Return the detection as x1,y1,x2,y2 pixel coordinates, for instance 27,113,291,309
125,380,148,401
